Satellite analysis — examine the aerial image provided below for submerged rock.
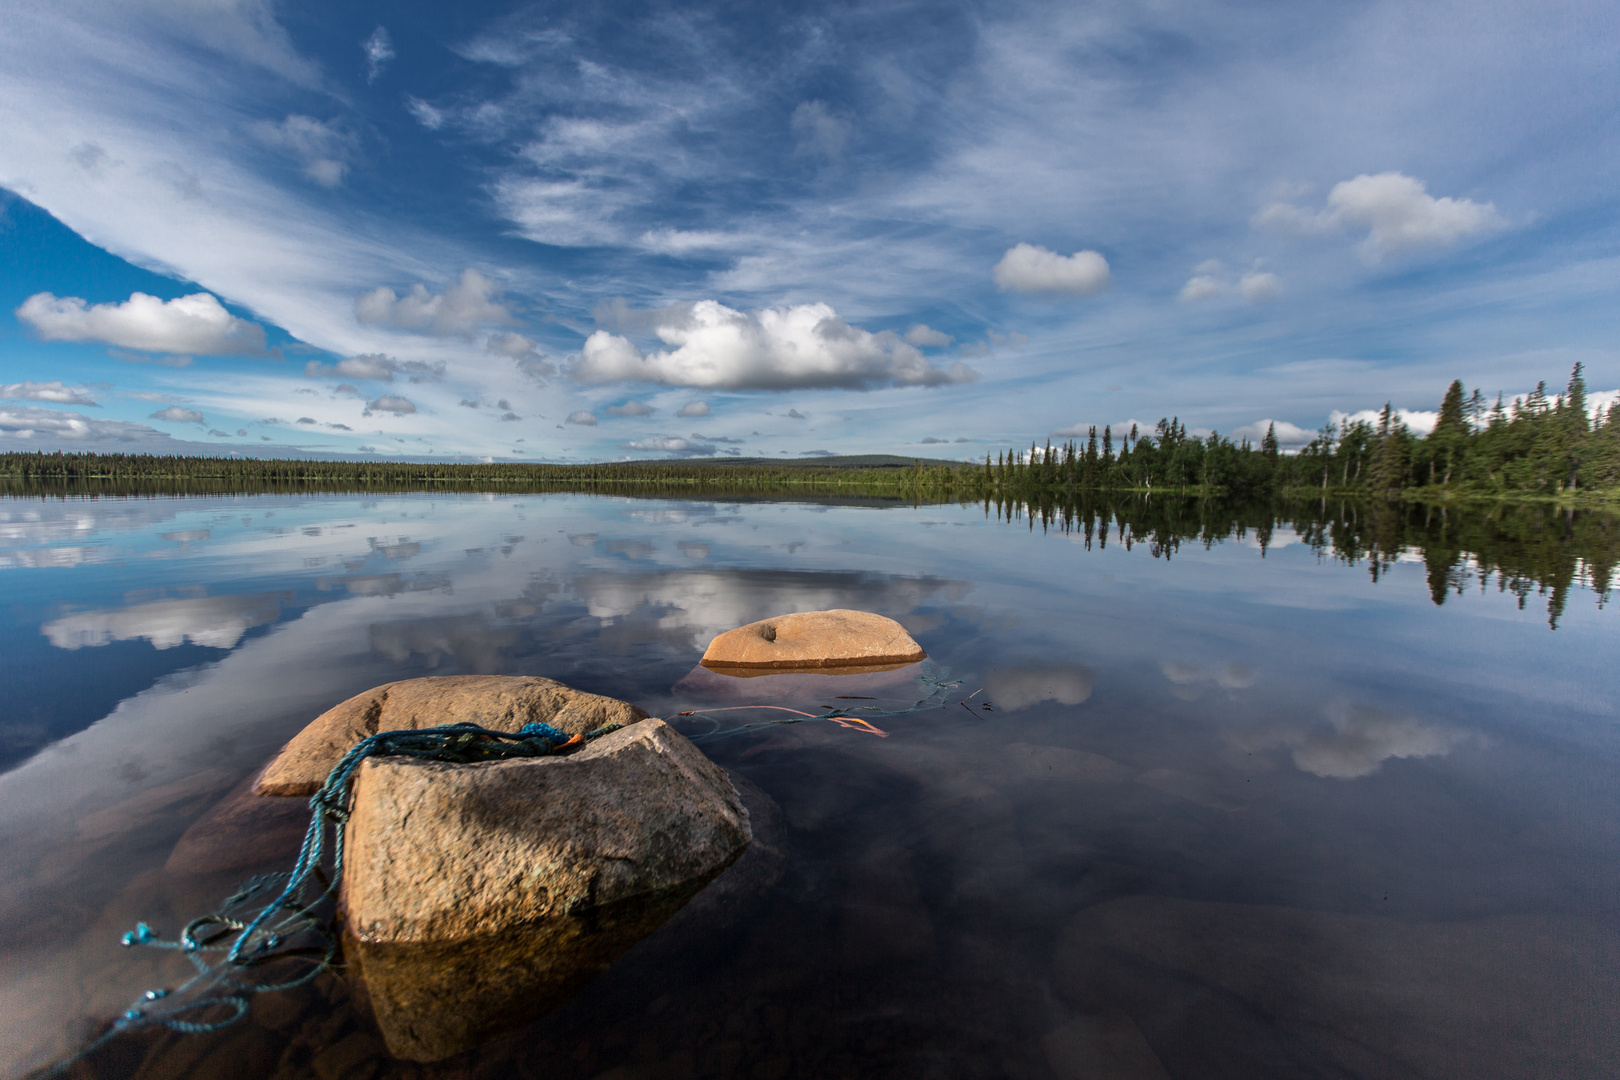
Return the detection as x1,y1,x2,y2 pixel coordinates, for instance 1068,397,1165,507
341,717,750,1061
254,675,649,797
699,609,926,676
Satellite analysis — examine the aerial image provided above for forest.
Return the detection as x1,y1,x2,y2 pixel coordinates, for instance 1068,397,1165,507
3,364,1617,504
970,363,1620,502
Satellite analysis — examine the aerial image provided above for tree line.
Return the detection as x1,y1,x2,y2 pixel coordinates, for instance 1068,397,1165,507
3,363,1616,503
964,364,1620,501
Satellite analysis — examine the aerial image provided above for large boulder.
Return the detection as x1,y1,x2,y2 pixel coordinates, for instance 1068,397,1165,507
341,717,750,1061
699,609,926,676
254,675,649,797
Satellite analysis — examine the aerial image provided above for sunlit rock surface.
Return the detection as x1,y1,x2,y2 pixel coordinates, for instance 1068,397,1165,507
254,675,650,797
699,609,925,676
341,718,750,1061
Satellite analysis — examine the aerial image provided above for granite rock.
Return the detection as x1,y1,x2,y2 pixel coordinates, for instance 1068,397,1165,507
255,675,649,797
699,609,925,675
341,717,750,1061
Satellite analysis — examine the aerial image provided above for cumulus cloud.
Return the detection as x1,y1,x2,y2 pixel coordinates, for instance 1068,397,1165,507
621,435,718,457
150,406,205,424
604,400,655,417
676,400,709,418
984,666,1094,711
0,381,99,406
1230,419,1315,448
363,26,394,82
17,292,267,356
304,353,445,382
565,411,598,426
43,595,280,651
1284,701,1471,779
363,395,417,416
791,100,850,162
691,431,745,444
785,408,807,419
1255,172,1507,261
355,269,513,337
570,300,976,391
1050,418,1147,439
1329,407,1439,435
904,324,952,347
1179,261,1279,303
486,331,537,357
800,449,835,457
251,114,355,187
992,243,1110,296
1240,270,1281,302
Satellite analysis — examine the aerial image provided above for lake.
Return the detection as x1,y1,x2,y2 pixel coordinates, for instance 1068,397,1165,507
2,490,1617,1079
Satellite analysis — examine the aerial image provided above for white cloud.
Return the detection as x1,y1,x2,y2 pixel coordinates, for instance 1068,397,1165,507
1229,419,1315,448
1328,407,1439,435
0,405,174,447
791,100,850,162
565,411,597,426
16,292,267,356
904,324,952,347
984,667,1094,711
1240,270,1280,302
363,26,394,83
992,243,1110,296
251,114,355,188
363,394,417,416
604,401,655,417
1286,701,1471,779
43,595,280,651
406,96,445,130
304,354,444,382
1179,274,1224,302
486,331,536,357
676,400,710,418
150,406,205,425
1256,172,1508,261
0,381,99,406
354,269,514,337
621,436,718,456
571,300,977,391
1050,418,1147,439
1180,261,1280,303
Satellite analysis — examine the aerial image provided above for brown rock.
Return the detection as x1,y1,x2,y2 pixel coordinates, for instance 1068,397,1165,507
254,676,649,797
341,718,750,1061
699,609,925,674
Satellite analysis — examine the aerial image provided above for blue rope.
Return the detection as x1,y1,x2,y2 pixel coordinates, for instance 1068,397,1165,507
52,719,614,1072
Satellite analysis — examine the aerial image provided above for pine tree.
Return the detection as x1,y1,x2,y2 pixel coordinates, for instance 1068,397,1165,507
1261,422,1279,462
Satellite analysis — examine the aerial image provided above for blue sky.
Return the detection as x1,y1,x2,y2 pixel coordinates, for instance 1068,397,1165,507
1,0,1616,461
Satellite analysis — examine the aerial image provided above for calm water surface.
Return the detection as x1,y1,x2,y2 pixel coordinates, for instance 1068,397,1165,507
1,492,1616,1079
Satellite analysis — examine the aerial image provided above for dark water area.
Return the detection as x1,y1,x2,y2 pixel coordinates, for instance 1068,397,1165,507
1,491,1616,1078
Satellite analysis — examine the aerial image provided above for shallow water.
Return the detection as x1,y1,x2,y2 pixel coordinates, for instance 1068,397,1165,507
1,491,1616,1079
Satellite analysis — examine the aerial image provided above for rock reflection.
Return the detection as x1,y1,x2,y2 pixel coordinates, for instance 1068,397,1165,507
42,594,282,650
